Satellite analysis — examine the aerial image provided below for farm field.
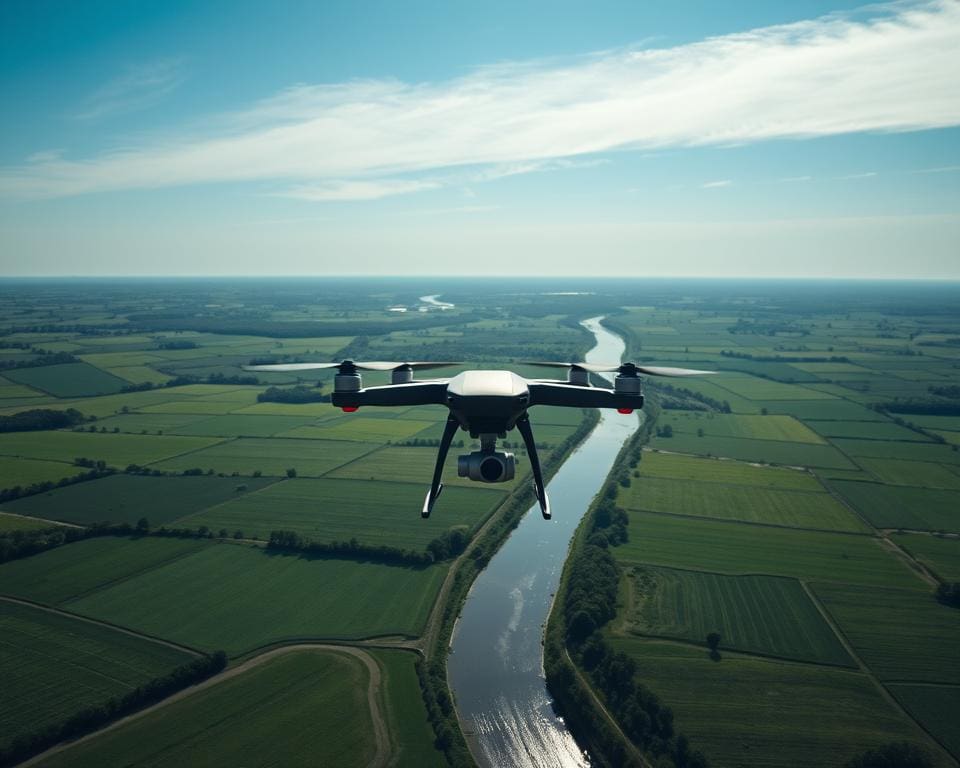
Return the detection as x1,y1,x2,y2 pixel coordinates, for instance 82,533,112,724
656,410,826,443
622,566,853,666
648,432,857,468
854,457,960,489
891,533,960,581
66,542,447,655
889,684,960,762
827,480,960,532
0,474,279,526
0,431,225,468
3,362,128,397
607,637,950,768
804,420,931,440
0,456,81,490
0,510,63,532
829,438,960,464
282,415,436,442
811,583,960,684
149,436,378,477
167,413,318,437
620,475,865,532
0,600,194,751
181,477,505,550
37,649,378,768
616,511,925,589
636,450,823,491
0,536,209,605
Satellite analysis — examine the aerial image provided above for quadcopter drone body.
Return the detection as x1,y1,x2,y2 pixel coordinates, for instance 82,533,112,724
244,359,713,520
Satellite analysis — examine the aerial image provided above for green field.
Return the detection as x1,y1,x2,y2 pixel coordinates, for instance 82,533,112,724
3,362,128,397
0,600,194,751
0,455,79,490
812,583,960,684
621,475,865,532
180,477,504,550
804,420,929,441
616,511,925,589
889,684,960,761
0,474,278,526
168,413,317,437
623,567,853,666
608,637,948,768
281,416,436,442
657,410,826,443
891,533,960,581
648,432,857,469
0,431,225,467
66,541,446,654
37,649,378,768
150,436,377,477
0,536,209,605
766,399,889,421
713,375,836,401
854,457,960,490
0,511,64,532
830,438,960,464
827,480,960,532
637,451,823,491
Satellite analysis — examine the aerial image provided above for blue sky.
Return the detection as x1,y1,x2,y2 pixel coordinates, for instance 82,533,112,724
1,0,958,277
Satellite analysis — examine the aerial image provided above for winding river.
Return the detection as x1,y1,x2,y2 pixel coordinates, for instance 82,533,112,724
448,317,640,768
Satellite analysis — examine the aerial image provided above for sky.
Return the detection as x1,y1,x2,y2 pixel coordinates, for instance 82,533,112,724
1,0,959,278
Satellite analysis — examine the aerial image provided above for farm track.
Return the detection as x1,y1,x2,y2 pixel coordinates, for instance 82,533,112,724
18,643,392,768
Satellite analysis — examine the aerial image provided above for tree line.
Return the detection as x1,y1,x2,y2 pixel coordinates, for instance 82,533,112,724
266,528,467,566
0,407,86,433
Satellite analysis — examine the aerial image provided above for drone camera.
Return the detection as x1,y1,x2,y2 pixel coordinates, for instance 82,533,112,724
458,451,516,483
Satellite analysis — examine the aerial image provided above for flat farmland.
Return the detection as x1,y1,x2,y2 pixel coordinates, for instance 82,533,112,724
637,451,822,491
658,411,825,444
767,399,888,421
638,451,822,491
712,375,835,401
181,477,505,550
67,542,447,654
3,362,128,397
0,431,225,467
168,413,317,437
828,480,960,532
889,684,960,761
624,567,853,666
891,533,960,580
812,583,960,684
607,637,947,768
647,378,763,414
280,416,436,442
830,438,960,464
0,600,194,751
0,511,63,532
648,432,856,469
232,401,341,418
0,536,208,605
0,474,278,526
139,399,242,415
616,511,925,589
854,457,960,489
0,456,78,489
37,649,377,768
90,412,212,434
150,436,377,477
804,420,928,441
897,414,960,431
621,476,865,532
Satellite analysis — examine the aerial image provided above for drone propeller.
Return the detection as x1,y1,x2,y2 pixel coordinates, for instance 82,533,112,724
243,359,460,373
524,361,715,377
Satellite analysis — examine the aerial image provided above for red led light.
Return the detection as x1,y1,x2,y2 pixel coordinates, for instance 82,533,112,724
617,408,634,415
342,406,359,413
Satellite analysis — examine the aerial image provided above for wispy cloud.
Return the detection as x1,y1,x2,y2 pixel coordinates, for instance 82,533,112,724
3,1,959,200
911,164,960,174
701,179,733,189
779,175,812,183
839,171,878,179
75,58,187,121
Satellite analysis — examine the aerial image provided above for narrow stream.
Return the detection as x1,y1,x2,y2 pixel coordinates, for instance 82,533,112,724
448,316,640,767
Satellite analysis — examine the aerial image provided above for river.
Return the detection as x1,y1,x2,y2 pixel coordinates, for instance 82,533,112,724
448,316,640,768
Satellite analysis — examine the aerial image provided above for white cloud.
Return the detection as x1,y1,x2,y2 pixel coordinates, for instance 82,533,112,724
3,1,959,199
276,179,440,201
75,58,187,121
701,179,733,188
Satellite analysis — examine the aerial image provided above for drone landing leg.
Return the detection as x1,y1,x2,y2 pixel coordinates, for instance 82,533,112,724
516,415,551,520
422,416,459,519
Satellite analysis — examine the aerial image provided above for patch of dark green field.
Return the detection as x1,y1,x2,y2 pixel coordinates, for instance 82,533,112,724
3,362,128,397
827,480,960,532
888,683,960,761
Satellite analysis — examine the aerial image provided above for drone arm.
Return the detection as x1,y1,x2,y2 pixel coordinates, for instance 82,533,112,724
422,416,460,518
528,382,643,410
516,415,551,520
331,382,449,409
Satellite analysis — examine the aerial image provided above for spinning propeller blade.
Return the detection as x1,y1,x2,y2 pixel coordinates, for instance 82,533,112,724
523,361,715,377
244,359,460,373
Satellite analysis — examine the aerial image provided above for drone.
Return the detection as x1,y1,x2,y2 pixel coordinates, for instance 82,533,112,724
243,360,713,520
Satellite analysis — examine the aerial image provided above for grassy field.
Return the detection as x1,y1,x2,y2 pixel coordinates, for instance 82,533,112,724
0,536,209,605
616,511,925,589
608,637,949,768
811,582,960,684
891,533,960,581
712,375,836,401
0,475,278,526
37,649,378,768
3,362,128,397
766,399,889,421
657,410,826,444
637,451,823,491
0,431,225,468
620,475,866,532
889,684,960,761
829,438,960,464
282,416,437,442
167,413,317,437
0,456,80,490
648,432,857,469
149,436,377,477
66,542,447,654
180,477,504,550
0,600,194,751
622,567,853,666
827,480,960,532
853,457,960,490
804,420,928,441
0,511,64,532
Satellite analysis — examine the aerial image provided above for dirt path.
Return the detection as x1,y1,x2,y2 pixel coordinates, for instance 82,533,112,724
0,595,203,657
20,643,391,768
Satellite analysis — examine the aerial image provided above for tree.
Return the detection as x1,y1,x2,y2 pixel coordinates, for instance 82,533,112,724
136,517,150,534
286,467,297,478
706,631,721,660
844,742,932,768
